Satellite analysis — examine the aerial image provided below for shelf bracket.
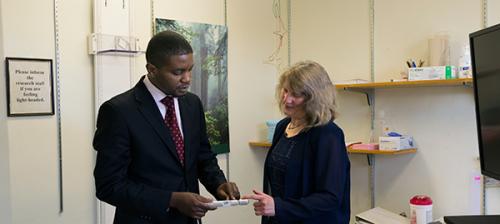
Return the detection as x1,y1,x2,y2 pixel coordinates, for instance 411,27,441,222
343,88,374,106
462,81,473,88
367,154,375,208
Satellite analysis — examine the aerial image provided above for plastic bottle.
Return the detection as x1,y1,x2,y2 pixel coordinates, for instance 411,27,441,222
458,44,472,78
410,195,433,224
265,120,280,142
378,110,392,136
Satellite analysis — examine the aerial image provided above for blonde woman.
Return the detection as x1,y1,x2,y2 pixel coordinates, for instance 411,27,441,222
244,61,350,224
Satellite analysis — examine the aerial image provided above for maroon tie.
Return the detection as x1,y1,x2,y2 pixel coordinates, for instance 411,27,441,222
161,96,185,166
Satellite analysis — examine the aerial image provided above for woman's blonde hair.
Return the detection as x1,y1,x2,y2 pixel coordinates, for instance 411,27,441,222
277,60,338,129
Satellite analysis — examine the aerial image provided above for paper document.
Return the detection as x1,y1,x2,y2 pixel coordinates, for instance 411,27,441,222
355,207,409,224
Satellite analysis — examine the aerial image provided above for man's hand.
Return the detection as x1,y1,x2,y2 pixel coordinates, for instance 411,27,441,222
242,190,275,216
169,192,216,219
216,182,240,200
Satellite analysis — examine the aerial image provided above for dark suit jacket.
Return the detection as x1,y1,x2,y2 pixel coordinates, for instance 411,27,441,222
262,118,351,224
93,76,227,224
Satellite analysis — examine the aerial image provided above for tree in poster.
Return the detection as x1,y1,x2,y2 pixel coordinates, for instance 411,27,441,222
155,18,229,154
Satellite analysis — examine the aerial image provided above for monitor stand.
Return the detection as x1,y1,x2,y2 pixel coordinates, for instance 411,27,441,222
444,215,500,224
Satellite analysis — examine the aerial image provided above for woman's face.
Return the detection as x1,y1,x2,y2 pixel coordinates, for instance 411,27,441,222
281,86,306,119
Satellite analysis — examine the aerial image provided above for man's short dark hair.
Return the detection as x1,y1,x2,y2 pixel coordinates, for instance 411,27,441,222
146,30,193,68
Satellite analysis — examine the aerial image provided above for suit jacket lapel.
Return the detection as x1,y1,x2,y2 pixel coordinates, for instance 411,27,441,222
133,77,182,166
178,95,194,168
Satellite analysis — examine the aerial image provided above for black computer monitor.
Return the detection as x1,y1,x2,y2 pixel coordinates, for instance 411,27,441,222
470,22,500,181
444,215,500,224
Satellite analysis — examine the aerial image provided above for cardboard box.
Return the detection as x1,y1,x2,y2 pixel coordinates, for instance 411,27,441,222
351,143,379,150
408,66,457,80
379,136,414,150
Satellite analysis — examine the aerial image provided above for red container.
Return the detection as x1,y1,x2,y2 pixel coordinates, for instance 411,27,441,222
410,195,433,224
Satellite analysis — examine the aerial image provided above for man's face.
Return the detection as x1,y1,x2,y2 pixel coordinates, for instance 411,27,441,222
147,53,194,97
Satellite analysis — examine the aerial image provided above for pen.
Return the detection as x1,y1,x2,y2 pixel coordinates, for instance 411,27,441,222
406,61,412,68
411,60,417,68
418,60,424,67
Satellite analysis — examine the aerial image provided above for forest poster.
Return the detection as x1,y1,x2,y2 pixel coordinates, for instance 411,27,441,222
155,18,229,154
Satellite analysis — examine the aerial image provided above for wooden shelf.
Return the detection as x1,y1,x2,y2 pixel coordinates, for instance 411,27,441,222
335,78,472,89
249,141,272,147
249,141,417,155
348,148,416,155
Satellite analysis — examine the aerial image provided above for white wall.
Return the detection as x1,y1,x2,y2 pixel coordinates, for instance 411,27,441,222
374,0,481,81
3,0,59,223
0,0,13,223
488,0,500,26
131,0,152,83
0,0,96,223
57,0,96,223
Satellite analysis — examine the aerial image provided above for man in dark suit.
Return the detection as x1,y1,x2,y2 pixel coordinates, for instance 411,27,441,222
93,30,240,224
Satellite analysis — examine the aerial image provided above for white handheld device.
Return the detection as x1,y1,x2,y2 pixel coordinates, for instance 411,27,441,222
205,199,249,208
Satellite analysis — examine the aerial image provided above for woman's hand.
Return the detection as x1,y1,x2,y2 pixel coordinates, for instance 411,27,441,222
242,190,275,216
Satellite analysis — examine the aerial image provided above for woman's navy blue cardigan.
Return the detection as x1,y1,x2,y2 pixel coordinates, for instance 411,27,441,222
262,118,351,224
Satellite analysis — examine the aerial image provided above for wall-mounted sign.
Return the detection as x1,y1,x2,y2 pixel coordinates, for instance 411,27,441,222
5,57,54,116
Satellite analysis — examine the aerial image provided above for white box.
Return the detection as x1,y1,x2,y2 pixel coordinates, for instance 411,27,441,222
379,136,414,150
408,66,457,80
